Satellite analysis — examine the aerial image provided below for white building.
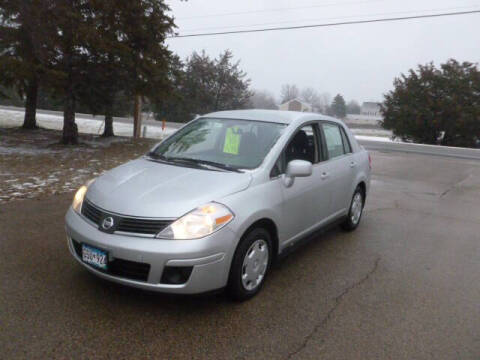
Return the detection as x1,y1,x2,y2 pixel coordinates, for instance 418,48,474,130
278,98,313,112
344,102,383,127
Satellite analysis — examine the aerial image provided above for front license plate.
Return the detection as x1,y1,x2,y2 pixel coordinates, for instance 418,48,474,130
82,244,108,270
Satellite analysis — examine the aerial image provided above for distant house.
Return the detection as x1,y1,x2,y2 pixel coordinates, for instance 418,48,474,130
361,102,382,116
345,101,383,127
278,98,313,112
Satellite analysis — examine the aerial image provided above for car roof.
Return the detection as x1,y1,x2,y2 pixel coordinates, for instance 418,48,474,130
202,109,343,126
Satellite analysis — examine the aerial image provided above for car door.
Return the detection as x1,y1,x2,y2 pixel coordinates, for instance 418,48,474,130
319,122,356,215
272,123,333,245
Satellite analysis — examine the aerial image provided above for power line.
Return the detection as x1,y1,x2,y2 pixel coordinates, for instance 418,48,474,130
168,9,480,39
176,0,387,21
179,5,479,33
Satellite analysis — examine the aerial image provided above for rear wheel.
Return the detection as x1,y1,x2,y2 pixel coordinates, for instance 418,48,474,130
341,186,364,231
227,228,272,301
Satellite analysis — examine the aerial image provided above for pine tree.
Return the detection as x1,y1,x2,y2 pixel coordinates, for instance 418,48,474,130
47,0,175,143
154,50,252,123
330,94,347,119
45,0,92,144
116,0,175,138
0,0,55,129
382,59,480,147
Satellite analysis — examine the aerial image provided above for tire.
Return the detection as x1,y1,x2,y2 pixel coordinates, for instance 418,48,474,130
227,228,272,301
341,186,364,231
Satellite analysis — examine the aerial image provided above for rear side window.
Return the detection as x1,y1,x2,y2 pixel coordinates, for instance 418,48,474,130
322,123,346,159
340,128,352,153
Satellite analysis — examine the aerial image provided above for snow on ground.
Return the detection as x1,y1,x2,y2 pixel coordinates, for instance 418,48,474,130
0,108,393,142
0,108,176,140
350,128,392,137
0,126,155,203
356,135,395,142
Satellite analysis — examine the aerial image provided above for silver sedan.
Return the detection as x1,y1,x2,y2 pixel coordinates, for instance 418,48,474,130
65,110,371,300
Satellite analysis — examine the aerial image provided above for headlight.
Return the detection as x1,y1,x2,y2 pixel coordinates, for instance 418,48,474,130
72,179,95,213
156,202,234,240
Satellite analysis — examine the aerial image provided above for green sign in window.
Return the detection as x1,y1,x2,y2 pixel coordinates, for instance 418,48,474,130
223,127,241,155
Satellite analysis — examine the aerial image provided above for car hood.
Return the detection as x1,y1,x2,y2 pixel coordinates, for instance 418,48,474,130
86,158,252,218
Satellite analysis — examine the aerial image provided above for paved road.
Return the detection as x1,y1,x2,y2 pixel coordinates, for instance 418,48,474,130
1,151,480,359
360,139,480,160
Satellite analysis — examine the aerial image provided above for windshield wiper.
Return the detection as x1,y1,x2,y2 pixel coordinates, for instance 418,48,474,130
146,153,204,168
192,159,244,173
168,157,244,173
147,152,173,163
147,151,170,159
147,153,243,173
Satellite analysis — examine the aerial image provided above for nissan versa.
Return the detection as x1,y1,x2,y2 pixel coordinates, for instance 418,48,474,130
65,110,371,300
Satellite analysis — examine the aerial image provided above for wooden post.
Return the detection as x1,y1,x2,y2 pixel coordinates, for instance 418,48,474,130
133,94,142,138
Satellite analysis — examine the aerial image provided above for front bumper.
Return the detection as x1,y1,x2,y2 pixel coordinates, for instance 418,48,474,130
65,207,237,294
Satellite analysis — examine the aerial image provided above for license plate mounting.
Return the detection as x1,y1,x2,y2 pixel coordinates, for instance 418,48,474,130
81,244,108,271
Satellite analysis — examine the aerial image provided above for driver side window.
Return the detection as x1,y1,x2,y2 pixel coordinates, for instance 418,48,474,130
271,124,319,177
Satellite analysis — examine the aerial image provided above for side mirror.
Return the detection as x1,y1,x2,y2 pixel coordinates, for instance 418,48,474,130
282,160,313,187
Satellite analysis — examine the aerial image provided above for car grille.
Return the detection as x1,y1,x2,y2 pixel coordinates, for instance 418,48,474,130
81,200,173,236
72,239,150,282
81,199,102,223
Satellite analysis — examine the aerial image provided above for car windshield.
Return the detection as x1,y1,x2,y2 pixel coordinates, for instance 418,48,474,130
150,117,287,170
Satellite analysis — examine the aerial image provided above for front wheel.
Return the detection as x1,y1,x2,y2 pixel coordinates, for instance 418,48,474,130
227,228,272,301
341,187,364,231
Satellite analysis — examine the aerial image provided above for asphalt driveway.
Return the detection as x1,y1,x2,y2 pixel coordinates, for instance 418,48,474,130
1,150,479,359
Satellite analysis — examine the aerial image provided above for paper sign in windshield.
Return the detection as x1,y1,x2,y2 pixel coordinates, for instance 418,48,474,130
223,128,241,155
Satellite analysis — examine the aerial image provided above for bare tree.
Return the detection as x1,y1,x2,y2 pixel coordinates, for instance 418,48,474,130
319,92,332,114
280,84,299,103
249,89,277,109
300,87,322,112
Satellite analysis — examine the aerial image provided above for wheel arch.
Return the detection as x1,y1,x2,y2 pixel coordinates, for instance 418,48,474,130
357,181,367,199
238,217,280,260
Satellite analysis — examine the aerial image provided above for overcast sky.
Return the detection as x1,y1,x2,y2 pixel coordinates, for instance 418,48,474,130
165,0,480,104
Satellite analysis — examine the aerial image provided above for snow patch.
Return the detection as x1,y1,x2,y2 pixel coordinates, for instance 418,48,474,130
356,135,396,143
0,145,61,155
0,108,175,139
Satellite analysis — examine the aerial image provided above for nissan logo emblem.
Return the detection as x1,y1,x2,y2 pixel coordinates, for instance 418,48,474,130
102,217,115,230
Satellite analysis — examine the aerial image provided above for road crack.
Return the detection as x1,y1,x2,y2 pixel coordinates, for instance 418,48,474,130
286,257,381,359
440,173,472,198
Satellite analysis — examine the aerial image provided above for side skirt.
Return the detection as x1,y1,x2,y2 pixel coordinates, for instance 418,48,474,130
275,216,347,262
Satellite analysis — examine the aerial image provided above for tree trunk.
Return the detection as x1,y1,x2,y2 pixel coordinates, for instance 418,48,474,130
133,94,142,138
102,100,114,137
22,76,38,129
62,90,78,144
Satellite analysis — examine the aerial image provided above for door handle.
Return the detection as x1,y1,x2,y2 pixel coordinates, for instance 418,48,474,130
321,172,329,180
350,161,356,168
